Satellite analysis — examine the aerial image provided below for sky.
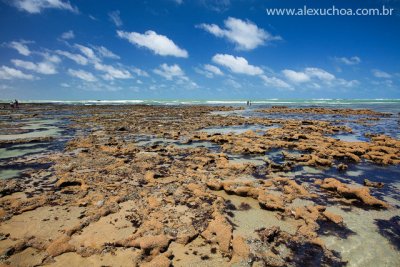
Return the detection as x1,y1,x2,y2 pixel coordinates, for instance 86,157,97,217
0,0,399,100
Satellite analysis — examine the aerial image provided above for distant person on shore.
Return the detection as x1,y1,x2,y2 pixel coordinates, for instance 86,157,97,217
246,100,249,106
9,99,19,109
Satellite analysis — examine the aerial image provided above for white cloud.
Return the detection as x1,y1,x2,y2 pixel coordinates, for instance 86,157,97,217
61,30,75,40
212,54,263,76
260,75,292,89
8,41,32,56
93,46,120,59
305,67,335,81
93,62,132,80
198,17,281,50
282,69,310,83
130,67,149,77
282,67,358,89
372,69,392,78
89,15,97,21
74,44,98,61
0,66,35,80
68,69,97,82
108,10,123,27
153,65,198,89
196,64,224,78
117,30,188,58
154,63,186,80
11,53,60,75
337,79,360,87
174,0,183,4
204,64,223,76
56,50,88,65
60,83,70,87
11,59,57,75
11,0,78,14
335,56,361,65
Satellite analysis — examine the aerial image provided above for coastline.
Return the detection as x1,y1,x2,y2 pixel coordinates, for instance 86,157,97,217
0,103,399,266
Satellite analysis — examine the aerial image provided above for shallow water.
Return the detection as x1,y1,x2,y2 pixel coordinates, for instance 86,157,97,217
0,117,73,179
0,119,63,141
322,205,400,267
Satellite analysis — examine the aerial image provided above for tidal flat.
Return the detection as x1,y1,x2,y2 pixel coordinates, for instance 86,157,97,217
0,103,399,266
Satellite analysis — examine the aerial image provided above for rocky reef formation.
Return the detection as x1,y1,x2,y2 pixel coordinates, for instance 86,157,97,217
0,104,397,266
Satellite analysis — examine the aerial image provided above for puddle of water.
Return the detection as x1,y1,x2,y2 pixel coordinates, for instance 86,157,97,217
321,206,400,267
0,143,47,160
0,169,22,179
0,119,63,141
331,134,367,142
213,190,297,238
227,154,267,166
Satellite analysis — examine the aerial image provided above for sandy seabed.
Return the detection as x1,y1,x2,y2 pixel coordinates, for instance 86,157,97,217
0,104,399,266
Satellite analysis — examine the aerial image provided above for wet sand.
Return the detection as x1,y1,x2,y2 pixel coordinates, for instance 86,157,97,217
0,104,399,266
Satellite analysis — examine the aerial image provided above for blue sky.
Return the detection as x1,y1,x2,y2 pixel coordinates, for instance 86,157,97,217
0,0,399,100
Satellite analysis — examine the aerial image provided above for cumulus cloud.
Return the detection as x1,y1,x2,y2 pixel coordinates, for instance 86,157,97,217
283,68,336,83
260,75,292,89
0,66,35,80
130,67,149,77
117,30,188,58
282,67,358,89
60,30,75,40
282,69,310,83
372,69,392,78
204,64,223,76
154,63,186,80
93,46,120,59
11,0,78,14
8,40,32,56
335,56,361,65
93,62,131,80
305,67,335,81
68,69,97,82
197,17,281,50
56,50,89,65
196,64,224,78
74,44,98,61
108,10,123,27
11,59,58,75
212,54,263,76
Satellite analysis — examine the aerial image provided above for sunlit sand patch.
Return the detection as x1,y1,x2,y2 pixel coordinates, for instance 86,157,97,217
69,201,138,249
213,190,298,237
169,236,229,267
49,248,141,267
0,206,84,241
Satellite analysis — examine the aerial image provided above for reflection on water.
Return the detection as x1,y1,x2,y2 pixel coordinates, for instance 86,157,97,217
0,118,73,179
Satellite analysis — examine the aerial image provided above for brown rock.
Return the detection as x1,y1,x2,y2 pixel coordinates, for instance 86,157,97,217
201,213,232,255
322,211,343,225
46,235,75,257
